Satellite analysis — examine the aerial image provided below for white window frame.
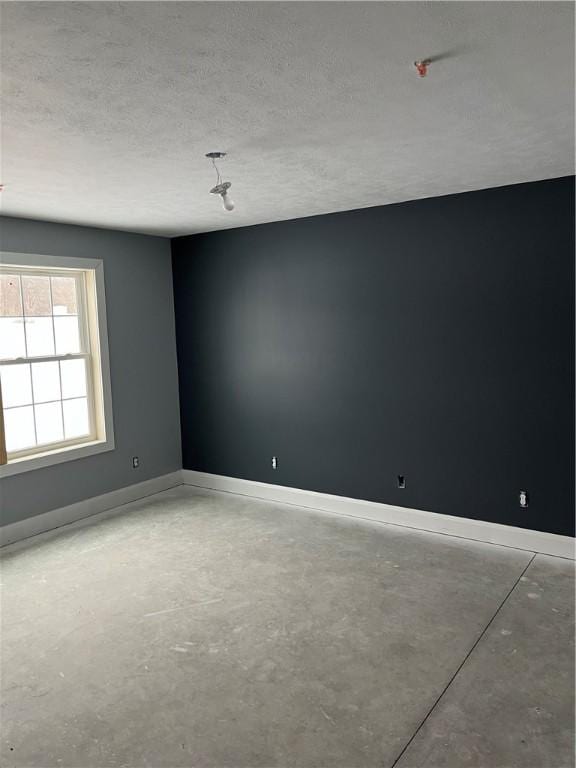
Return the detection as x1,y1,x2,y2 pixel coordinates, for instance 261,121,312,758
0,252,114,477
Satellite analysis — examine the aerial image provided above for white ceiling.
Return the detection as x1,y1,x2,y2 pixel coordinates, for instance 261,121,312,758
1,1,574,237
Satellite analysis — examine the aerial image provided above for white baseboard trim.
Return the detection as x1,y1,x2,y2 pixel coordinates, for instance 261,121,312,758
182,470,575,560
3,469,573,560
0,471,183,547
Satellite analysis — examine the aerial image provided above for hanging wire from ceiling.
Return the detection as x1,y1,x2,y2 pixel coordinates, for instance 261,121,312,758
205,152,235,212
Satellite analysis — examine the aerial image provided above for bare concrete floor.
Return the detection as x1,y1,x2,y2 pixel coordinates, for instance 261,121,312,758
1,486,574,768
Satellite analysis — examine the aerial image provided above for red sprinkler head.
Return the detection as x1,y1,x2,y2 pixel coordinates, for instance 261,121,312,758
414,59,431,78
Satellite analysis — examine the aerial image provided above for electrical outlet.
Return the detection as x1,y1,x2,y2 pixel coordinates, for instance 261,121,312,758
132,456,140,469
519,490,528,508
397,475,406,489
272,456,278,470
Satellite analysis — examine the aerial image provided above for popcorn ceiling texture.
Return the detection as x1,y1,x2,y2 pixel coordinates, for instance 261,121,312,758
1,1,574,236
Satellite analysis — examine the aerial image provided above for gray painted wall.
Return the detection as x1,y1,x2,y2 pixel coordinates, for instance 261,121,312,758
0,216,182,526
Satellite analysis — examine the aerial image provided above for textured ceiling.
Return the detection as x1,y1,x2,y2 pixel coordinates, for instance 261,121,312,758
1,1,574,237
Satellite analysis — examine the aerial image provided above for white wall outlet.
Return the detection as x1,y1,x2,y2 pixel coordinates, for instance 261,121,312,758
132,456,140,469
272,456,278,470
519,490,528,508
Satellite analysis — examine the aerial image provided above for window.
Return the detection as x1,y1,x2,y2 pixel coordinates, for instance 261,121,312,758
0,253,114,476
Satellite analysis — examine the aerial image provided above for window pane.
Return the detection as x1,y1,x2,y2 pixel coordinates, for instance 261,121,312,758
60,358,87,399
25,317,55,357
0,275,23,316
51,276,78,315
4,405,36,452
32,361,61,403
22,276,52,316
35,401,64,445
54,316,81,354
0,318,26,360
0,364,32,407
63,397,90,439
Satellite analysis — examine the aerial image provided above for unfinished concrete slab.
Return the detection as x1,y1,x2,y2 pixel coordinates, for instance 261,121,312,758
0,486,570,767
395,553,575,768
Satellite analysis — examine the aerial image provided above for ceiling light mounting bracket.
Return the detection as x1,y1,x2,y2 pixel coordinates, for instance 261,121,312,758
210,181,231,196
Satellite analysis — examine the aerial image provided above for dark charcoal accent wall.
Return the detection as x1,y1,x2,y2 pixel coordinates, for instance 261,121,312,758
172,177,575,537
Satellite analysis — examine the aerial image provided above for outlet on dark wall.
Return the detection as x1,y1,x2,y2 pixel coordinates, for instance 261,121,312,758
172,177,575,537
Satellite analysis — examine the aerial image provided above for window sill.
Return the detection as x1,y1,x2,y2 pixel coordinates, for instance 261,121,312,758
0,438,115,478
